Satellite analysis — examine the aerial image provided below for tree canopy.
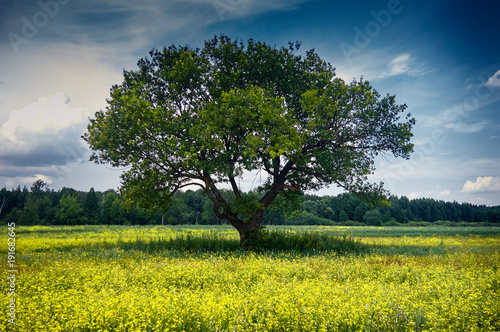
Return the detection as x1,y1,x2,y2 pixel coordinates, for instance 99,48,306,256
83,35,415,246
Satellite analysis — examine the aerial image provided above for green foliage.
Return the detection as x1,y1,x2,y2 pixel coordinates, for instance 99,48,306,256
266,188,304,219
100,192,127,225
56,194,84,225
339,210,350,223
18,198,40,225
83,187,100,224
288,212,334,226
364,209,383,226
37,196,55,224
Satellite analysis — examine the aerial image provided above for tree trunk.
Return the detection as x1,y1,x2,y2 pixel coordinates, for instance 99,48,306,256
233,182,286,248
233,209,265,248
203,170,290,248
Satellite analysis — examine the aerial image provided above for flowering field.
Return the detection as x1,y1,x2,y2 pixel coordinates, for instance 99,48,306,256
2,225,500,331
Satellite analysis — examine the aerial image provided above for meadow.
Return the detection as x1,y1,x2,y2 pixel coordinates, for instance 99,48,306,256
1,225,499,331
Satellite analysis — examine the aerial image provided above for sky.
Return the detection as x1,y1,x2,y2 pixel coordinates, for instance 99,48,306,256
0,0,499,206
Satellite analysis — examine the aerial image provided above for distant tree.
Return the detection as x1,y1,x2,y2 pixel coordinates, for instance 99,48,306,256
201,199,220,224
323,207,335,220
388,196,405,223
83,188,100,224
303,201,318,214
339,193,359,221
167,205,184,225
263,208,286,225
37,196,54,224
487,209,500,223
364,209,383,226
339,210,350,223
19,186,29,209
381,208,392,223
30,179,48,202
19,198,40,225
183,190,205,224
56,194,84,225
84,35,415,246
127,206,152,225
100,192,126,225
0,187,25,220
353,204,369,223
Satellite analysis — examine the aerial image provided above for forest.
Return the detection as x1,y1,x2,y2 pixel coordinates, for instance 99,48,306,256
1,180,499,226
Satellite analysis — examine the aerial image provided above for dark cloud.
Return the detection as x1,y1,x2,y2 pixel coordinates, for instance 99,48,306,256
0,141,87,168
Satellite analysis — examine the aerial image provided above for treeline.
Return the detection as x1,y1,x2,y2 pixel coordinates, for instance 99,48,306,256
1,180,499,226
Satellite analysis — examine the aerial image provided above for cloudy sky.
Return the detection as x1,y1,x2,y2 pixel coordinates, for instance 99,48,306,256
1,0,499,206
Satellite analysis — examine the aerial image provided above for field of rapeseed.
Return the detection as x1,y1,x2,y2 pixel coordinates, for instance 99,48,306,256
1,225,499,331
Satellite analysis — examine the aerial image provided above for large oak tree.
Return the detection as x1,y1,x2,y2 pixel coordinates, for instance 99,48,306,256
84,35,415,246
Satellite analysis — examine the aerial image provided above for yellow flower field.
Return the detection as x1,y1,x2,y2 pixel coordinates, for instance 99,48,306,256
1,225,499,331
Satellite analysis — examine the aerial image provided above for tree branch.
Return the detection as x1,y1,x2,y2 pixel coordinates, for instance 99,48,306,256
283,185,299,191
258,159,297,209
0,196,5,216
228,163,242,198
203,173,242,227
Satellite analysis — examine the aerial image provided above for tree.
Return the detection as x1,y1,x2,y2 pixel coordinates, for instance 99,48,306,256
37,196,54,224
19,198,40,225
31,179,48,202
83,187,100,224
100,192,126,225
339,210,350,223
364,209,382,226
84,35,415,247
56,194,84,225
353,204,369,223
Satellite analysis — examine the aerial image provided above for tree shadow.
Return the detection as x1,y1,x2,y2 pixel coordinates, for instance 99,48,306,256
23,228,497,258
27,231,372,257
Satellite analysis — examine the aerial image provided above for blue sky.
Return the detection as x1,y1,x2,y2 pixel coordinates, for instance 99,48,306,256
0,0,499,205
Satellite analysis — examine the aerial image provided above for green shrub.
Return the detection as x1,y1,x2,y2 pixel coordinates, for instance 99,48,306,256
406,221,433,227
364,209,382,226
383,219,402,227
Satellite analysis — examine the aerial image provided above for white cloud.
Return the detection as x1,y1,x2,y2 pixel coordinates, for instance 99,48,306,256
388,53,411,76
443,120,489,134
180,0,310,20
377,53,432,79
407,191,422,200
484,69,500,89
0,92,89,153
5,174,53,188
421,74,500,134
461,176,500,193
437,189,451,196
1,92,85,134
408,187,451,200
0,91,90,188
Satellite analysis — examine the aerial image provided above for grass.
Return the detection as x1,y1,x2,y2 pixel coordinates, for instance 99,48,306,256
1,225,499,331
